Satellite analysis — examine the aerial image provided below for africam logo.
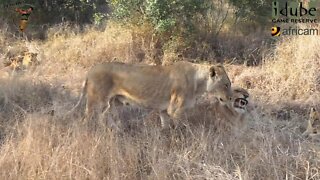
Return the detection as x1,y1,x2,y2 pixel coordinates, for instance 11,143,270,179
271,26,319,36
271,27,281,36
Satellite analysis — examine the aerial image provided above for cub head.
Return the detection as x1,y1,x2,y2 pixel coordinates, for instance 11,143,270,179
231,87,250,114
207,64,232,106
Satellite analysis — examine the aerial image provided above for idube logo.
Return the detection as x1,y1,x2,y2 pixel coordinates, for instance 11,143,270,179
272,0,317,23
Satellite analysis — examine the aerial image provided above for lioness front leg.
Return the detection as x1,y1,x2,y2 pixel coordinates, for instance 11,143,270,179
167,94,186,127
160,110,171,129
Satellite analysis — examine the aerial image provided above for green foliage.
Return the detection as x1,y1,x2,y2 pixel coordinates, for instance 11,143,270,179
0,0,109,26
111,0,143,22
110,0,273,55
229,0,271,26
93,12,106,26
111,0,207,35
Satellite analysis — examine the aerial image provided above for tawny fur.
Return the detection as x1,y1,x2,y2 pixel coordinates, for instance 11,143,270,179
70,61,232,129
188,87,250,134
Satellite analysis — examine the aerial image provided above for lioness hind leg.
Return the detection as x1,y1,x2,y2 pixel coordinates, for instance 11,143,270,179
101,97,120,131
101,101,111,116
84,97,95,122
84,93,106,122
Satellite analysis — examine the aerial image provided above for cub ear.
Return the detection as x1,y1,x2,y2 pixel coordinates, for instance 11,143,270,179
209,66,216,77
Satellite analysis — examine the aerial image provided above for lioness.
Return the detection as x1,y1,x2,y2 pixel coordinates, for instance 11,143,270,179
71,61,232,129
303,107,320,138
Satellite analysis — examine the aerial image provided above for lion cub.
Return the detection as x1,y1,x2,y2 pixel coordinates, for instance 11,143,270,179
303,107,320,138
187,87,250,133
211,87,250,132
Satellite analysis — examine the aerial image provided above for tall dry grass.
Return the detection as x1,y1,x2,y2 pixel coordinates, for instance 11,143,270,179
232,35,320,106
0,23,319,179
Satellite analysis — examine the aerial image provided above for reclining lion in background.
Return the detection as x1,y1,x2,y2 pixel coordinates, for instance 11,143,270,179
2,51,38,75
70,61,233,129
0,55,22,78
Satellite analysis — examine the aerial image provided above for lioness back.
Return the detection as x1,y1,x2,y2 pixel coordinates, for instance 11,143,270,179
87,62,173,109
87,62,204,109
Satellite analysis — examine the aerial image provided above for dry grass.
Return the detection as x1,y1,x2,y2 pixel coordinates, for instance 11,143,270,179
0,23,319,179
230,35,320,107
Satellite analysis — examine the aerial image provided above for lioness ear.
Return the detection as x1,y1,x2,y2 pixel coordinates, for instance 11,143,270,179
209,66,216,77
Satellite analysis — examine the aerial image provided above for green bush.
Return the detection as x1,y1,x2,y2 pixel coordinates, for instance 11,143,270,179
111,0,207,37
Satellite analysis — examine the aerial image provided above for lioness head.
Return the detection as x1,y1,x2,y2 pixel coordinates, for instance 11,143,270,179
207,64,232,105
